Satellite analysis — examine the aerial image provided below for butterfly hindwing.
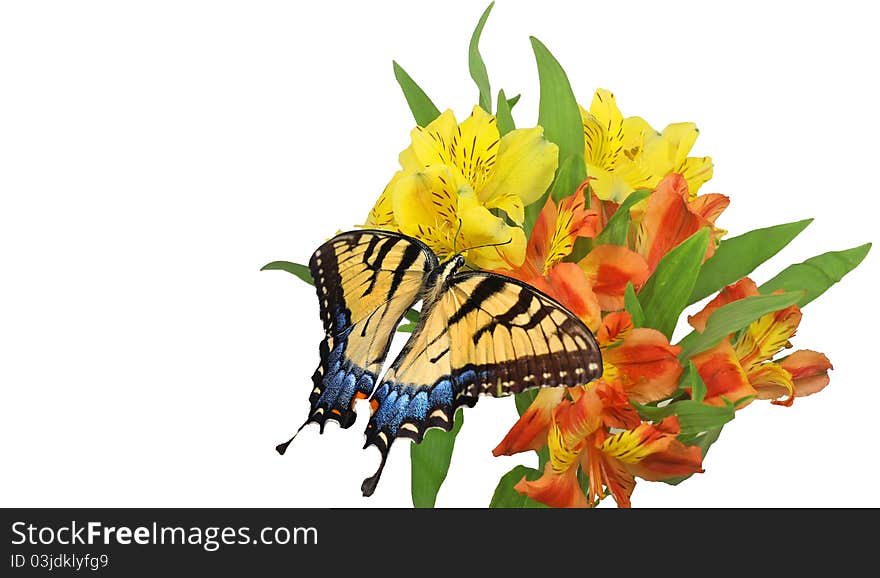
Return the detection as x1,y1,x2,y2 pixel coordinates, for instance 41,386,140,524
361,271,602,495
304,230,437,431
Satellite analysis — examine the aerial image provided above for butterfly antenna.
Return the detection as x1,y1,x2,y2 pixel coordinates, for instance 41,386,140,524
275,419,311,455
453,218,463,255
464,237,513,253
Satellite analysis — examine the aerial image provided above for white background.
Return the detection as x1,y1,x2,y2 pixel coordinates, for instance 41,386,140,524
2,0,877,508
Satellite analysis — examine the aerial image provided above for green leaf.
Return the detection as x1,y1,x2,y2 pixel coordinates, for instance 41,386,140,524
260,261,313,285
634,399,734,437
469,2,494,113
396,322,417,333
690,362,707,403
392,61,441,127
496,89,515,136
506,93,521,109
638,228,711,339
523,153,580,239
676,291,804,359
530,37,586,202
689,219,813,305
489,465,547,508
514,388,538,416
759,243,872,307
595,189,651,247
411,409,464,508
624,282,645,328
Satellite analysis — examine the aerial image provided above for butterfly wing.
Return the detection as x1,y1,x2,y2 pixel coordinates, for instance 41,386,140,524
299,230,437,434
360,271,602,495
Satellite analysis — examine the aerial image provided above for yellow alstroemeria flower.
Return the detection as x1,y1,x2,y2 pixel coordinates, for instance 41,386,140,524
365,106,559,269
580,89,714,203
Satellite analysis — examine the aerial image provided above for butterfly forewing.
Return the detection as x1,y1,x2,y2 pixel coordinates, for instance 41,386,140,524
305,230,437,430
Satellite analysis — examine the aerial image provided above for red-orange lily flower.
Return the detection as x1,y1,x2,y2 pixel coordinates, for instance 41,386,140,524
513,388,703,507
634,173,729,273
687,278,832,406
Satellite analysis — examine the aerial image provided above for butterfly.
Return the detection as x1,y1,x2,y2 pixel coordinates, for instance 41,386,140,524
277,229,603,496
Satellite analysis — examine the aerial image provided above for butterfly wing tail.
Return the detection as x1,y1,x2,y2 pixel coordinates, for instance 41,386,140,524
359,379,478,497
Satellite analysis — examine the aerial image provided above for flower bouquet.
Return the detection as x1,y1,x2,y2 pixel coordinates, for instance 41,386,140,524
264,3,870,508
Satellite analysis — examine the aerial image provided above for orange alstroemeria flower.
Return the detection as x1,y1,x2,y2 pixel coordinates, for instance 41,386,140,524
513,394,703,508
493,311,681,456
634,173,729,273
497,183,602,330
687,278,832,406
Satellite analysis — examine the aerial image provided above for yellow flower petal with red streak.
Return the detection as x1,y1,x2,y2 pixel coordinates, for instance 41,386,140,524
581,440,636,508
515,463,589,508
602,328,683,404
691,339,756,407
679,155,714,197
735,304,802,372
479,125,559,209
402,109,459,170
492,387,565,457
365,172,400,230
780,350,833,398
550,389,603,464
579,244,650,311
688,278,759,331
749,362,796,406
543,187,598,274
600,420,672,464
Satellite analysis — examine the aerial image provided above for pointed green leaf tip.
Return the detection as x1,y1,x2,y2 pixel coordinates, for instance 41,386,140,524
689,218,813,304
759,243,871,307
411,409,464,508
392,61,441,127
489,465,547,508
496,89,515,136
530,36,585,202
469,2,495,113
260,261,313,285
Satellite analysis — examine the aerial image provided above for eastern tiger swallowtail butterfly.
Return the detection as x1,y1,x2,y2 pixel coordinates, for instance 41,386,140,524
276,229,603,496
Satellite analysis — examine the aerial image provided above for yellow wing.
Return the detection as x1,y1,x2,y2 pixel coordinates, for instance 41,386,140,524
360,271,602,495
301,230,437,432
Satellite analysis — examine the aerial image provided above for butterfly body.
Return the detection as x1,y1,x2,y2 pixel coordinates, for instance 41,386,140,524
281,229,602,496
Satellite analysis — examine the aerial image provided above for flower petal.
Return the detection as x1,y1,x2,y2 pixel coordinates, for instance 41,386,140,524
453,106,501,192
596,311,634,347
579,244,650,311
544,263,602,331
748,362,795,406
492,387,566,456
734,304,802,371
402,109,458,170
602,328,683,403
690,339,756,407
582,441,636,508
679,156,714,196
581,89,625,171
688,278,760,332
479,126,559,208
515,463,589,508
458,191,527,269
542,186,598,273
780,349,833,398
365,172,401,229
